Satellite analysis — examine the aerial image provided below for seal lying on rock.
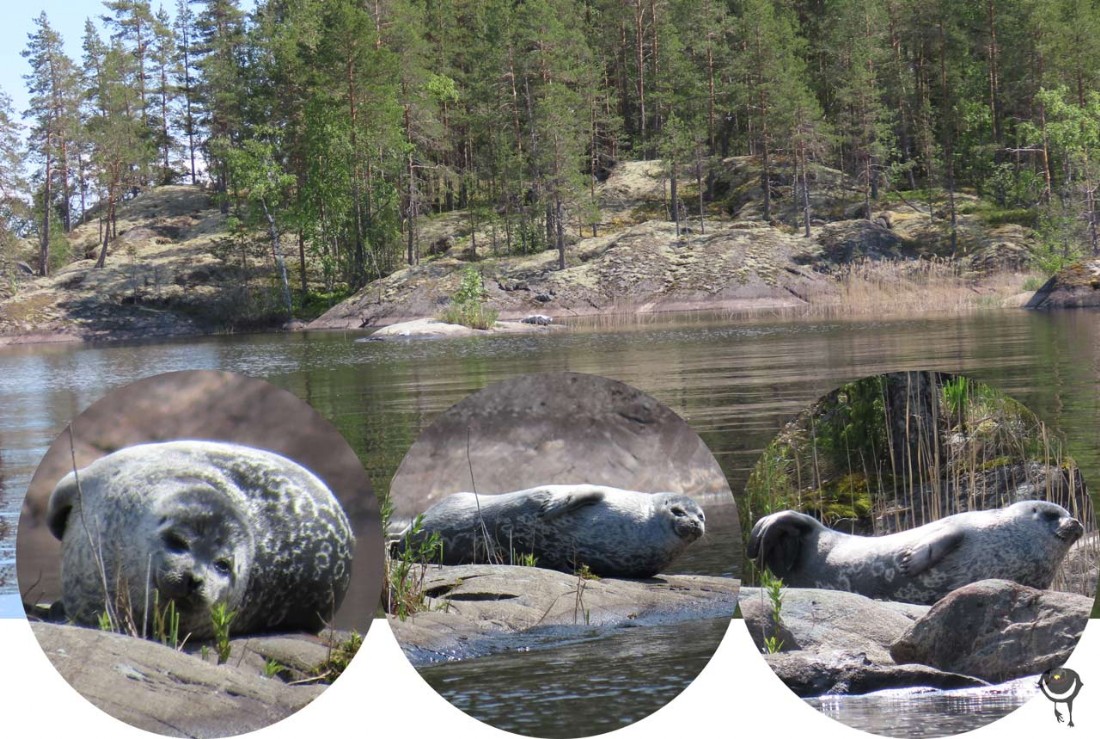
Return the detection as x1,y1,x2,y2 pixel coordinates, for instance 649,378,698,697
747,500,1083,604
396,484,705,578
47,440,355,639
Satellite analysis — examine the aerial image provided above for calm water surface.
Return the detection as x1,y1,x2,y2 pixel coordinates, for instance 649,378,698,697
2,309,1099,735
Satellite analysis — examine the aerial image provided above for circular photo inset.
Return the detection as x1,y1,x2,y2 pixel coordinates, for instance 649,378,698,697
16,370,382,737
385,372,740,738
739,370,1097,738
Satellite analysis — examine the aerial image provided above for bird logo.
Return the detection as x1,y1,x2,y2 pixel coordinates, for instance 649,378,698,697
1038,667,1084,727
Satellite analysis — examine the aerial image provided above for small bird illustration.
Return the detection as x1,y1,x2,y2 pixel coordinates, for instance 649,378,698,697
1038,667,1084,727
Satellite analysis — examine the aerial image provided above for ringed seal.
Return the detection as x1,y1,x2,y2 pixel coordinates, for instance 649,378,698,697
747,500,1083,604
397,484,706,578
46,440,355,638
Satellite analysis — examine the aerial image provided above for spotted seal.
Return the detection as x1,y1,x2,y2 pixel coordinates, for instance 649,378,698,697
396,484,705,578
747,500,1083,604
46,440,355,638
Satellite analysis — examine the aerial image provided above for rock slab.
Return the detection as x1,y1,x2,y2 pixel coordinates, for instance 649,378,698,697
890,579,1090,683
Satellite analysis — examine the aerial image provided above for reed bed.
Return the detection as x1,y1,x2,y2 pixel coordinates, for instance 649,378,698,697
744,371,1097,596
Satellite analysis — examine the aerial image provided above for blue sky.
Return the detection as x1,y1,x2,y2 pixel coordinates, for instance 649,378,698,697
0,1,254,123
1,2,114,118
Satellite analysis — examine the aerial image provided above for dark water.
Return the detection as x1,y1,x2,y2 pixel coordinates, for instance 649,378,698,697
2,309,1100,734
419,617,732,738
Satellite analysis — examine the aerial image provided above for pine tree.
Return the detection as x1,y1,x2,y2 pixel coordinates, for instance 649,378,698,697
733,0,818,223
151,5,179,184
0,89,28,259
190,0,247,201
86,41,155,268
102,1,155,119
22,13,82,275
175,0,199,184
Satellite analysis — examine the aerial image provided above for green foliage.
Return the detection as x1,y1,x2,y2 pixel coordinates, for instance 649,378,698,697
210,602,235,664
152,592,181,649
575,564,600,581
942,375,969,427
759,568,785,655
387,514,444,621
310,631,363,682
263,659,285,679
439,266,498,329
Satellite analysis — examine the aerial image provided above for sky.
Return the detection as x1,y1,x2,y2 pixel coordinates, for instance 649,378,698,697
0,0,254,125
1,1,116,118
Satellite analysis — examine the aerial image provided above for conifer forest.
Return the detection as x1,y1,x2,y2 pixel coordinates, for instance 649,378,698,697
1,0,1098,294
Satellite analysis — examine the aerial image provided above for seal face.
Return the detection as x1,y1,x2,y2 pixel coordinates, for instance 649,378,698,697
46,440,356,638
748,500,1084,604
398,484,705,578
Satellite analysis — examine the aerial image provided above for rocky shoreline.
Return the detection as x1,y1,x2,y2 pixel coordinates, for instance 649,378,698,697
739,579,1090,698
388,563,738,667
0,160,1065,348
30,620,359,737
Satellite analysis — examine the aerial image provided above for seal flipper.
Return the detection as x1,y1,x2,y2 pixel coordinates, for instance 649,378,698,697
748,510,820,578
535,488,606,520
46,471,79,540
896,525,965,577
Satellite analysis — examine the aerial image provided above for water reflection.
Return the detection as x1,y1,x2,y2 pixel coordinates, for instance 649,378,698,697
808,677,1041,738
420,618,731,738
4,311,1100,598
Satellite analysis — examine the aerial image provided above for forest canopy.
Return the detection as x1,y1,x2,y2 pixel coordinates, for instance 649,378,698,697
1,0,1098,292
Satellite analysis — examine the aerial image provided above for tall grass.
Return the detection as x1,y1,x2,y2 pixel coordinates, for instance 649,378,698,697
744,371,1098,594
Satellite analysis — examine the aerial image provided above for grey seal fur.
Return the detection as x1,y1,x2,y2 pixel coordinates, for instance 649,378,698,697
748,500,1083,604
47,440,355,638
397,484,705,578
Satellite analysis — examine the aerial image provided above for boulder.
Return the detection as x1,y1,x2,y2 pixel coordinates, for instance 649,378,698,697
890,579,1090,682
31,622,325,738
1027,259,1100,309
737,587,989,697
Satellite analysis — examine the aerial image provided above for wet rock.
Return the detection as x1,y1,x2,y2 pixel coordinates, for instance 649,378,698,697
31,622,324,738
890,579,1090,683
520,314,553,325
390,564,737,665
766,652,987,698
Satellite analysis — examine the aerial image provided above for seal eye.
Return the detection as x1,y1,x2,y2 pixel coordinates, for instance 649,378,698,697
162,532,189,553
213,558,233,576
671,506,686,517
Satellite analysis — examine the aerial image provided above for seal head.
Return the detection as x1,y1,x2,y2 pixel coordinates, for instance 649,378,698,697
47,441,355,638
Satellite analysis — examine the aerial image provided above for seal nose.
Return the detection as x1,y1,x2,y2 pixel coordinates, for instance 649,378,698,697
1058,518,1084,542
188,573,204,594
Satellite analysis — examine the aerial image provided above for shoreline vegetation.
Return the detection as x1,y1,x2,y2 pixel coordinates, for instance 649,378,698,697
3,0,1100,346
0,168,1057,348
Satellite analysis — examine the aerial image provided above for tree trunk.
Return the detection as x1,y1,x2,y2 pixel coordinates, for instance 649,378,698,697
298,230,308,300
556,196,565,270
260,197,293,318
39,147,52,276
670,164,679,236
95,191,114,269
696,156,705,234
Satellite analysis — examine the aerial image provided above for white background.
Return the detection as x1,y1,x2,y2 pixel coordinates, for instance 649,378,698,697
0,615,1092,737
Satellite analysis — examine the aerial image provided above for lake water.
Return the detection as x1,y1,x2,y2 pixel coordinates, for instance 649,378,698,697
2,309,1098,735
